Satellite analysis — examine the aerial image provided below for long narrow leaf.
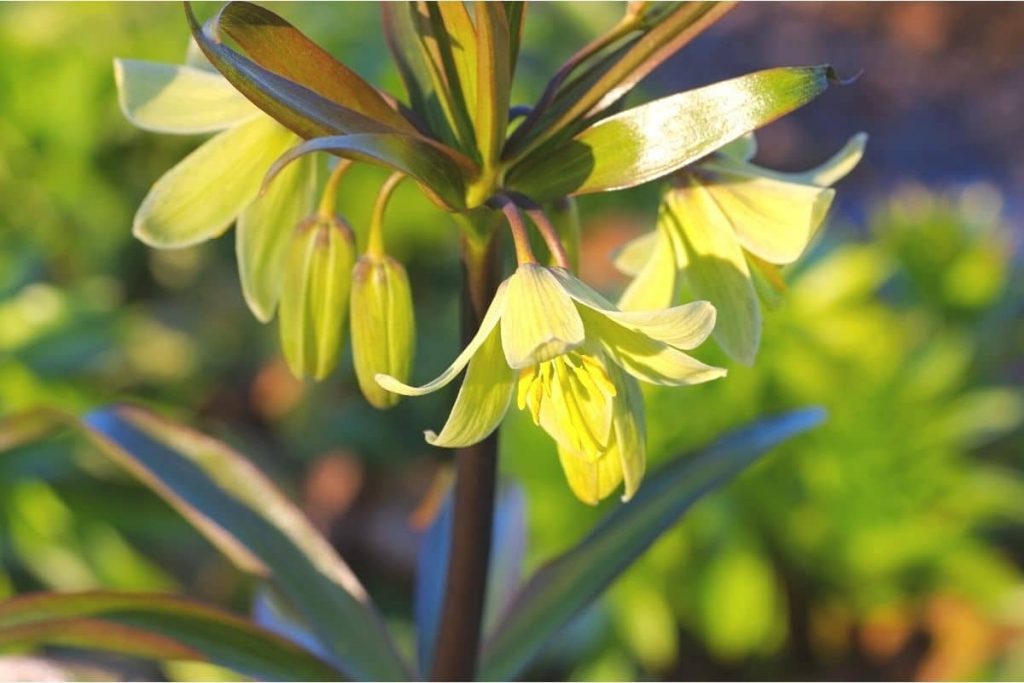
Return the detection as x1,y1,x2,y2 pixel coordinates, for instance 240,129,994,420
381,2,458,146
507,2,733,158
0,406,410,681
410,2,478,156
479,408,826,680
474,2,511,169
0,591,343,681
415,483,526,676
217,2,416,133
186,3,399,140
503,1,526,79
265,133,470,211
506,66,835,201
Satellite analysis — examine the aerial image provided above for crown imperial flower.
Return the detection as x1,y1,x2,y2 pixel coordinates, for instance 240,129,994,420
616,132,867,364
377,263,725,503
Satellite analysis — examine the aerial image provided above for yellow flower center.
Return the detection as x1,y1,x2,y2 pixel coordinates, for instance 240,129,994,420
516,351,618,459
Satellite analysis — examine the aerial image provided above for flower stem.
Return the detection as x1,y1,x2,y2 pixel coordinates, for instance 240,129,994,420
367,172,404,257
495,195,536,266
317,159,355,218
520,202,573,271
430,228,502,681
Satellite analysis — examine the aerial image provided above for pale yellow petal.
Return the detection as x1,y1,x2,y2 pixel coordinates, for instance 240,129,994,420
666,176,761,365
552,268,717,351
706,132,867,188
612,230,659,278
580,307,726,386
617,226,680,312
501,264,585,369
114,58,258,134
426,323,515,448
779,132,867,187
236,152,316,322
133,116,298,248
610,367,646,502
557,447,623,506
376,282,508,396
702,169,834,265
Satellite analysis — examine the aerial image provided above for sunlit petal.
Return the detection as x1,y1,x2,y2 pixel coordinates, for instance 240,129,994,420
501,264,585,369
552,268,716,351
236,154,317,322
114,58,258,134
581,306,726,386
376,282,509,396
426,323,516,448
133,116,298,248
616,226,680,312
612,230,659,278
666,176,761,364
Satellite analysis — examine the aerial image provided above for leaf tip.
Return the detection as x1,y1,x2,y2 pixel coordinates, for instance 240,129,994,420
825,65,863,86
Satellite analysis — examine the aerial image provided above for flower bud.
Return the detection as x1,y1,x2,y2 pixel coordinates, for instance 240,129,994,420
279,215,355,380
350,253,415,409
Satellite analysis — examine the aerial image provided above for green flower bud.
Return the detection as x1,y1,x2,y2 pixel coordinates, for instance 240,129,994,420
350,253,415,409
279,215,355,380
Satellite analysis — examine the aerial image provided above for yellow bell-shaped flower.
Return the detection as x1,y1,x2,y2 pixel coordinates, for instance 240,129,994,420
377,263,725,504
616,132,867,364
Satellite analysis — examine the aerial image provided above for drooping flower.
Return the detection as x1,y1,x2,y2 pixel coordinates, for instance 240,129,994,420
377,264,725,504
114,51,317,323
616,132,867,364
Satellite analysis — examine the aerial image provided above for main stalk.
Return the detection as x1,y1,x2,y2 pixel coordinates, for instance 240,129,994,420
430,230,502,681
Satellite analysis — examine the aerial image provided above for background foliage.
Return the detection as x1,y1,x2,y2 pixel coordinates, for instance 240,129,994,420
1,3,1022,680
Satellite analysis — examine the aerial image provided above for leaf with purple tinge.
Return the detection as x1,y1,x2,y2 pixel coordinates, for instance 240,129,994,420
186,2,404,140
479,409,826,680
415,482,527,677
216,1,415,133
264,133,470,211
0,406,411,681
0,591,344,681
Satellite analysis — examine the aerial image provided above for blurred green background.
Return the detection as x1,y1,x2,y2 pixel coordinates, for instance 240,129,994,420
1,3,1022,680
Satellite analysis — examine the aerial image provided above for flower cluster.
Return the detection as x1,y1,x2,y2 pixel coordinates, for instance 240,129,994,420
116,4,863,503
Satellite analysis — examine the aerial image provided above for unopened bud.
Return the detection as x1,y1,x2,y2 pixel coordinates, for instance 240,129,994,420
279,215,355,380
350,253,415,409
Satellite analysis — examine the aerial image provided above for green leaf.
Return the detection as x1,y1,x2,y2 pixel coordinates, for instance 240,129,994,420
479,409,826,680
381,3,457,147
217,1,416,133
507,66,835,201
506,2,733,158
0,407,411,681
265,133,469,211
503,1,526,79
410,2,478,155
133,116,298,248
473,2,511,169
0,591,344,681
114,58,258,135
186,2,402,139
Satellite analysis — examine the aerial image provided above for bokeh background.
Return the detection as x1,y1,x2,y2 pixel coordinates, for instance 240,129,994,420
1,2,1023,680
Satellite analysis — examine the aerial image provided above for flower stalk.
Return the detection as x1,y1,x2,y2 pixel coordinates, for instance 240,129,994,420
430,227,503,681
